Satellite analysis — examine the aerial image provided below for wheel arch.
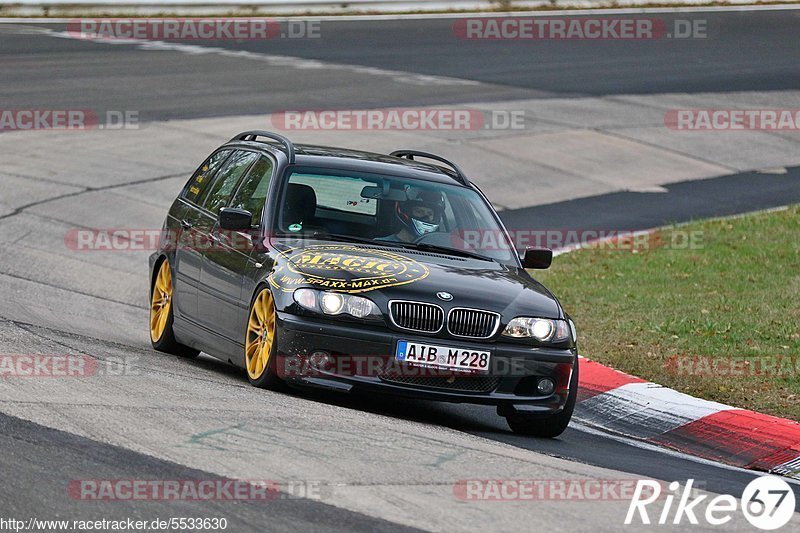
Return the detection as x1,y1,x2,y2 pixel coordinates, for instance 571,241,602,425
150,253,169,296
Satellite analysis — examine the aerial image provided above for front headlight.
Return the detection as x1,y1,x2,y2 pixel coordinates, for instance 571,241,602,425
293,289,379,319
345,295,375,318
320,292,345,315
502,317,571,342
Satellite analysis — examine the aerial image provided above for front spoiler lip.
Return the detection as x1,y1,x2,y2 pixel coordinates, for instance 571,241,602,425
286,372,564,407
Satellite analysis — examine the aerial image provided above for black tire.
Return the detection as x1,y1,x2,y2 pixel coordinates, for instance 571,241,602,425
150,259,199,359
245,286,285,391
506,356,579,438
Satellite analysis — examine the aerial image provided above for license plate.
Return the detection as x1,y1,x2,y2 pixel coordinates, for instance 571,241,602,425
396,340,491,373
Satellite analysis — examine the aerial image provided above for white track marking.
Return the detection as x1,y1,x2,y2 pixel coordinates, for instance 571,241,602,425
25,25,480,87
773,456,800,479
3,3,800,22
578,382,735,439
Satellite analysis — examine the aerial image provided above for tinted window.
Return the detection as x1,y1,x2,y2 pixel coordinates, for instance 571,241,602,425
183,150,231,204
200,151,259,216
229,156,274,227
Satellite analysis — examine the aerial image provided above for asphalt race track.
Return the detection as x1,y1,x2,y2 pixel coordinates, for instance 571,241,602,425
1,8,800,531
4,11,800,118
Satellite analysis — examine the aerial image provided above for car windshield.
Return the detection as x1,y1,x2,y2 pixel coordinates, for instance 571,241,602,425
275,167,516,265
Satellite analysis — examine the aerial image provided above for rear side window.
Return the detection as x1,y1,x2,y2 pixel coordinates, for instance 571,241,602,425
200,150,260,216
229,156,274,227
290,173,377,215
183,150,231,204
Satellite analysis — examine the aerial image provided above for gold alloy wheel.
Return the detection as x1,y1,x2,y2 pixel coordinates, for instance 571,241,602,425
150,261,172,343
245,289,276,380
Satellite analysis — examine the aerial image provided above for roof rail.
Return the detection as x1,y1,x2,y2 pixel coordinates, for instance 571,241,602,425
390,150,469,186
231,130,295,163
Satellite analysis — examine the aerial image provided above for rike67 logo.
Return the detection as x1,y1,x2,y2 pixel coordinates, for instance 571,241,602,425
626,476,795,529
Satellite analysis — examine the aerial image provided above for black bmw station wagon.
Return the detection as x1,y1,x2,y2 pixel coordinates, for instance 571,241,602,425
149,131,578,437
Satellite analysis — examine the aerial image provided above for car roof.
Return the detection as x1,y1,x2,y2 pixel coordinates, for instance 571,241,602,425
228,140,469,186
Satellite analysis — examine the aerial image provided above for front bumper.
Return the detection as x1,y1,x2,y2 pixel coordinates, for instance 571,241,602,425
276,312,577,416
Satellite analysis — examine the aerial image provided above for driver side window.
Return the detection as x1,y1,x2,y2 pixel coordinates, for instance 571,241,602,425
200,150,259,216
183,150,231,205
229,156,275,227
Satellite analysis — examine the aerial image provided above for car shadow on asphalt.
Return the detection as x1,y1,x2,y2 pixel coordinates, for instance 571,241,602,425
188,352,563,444
286,384,514,434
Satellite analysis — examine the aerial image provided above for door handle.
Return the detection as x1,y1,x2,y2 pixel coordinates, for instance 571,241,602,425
180,219,193,230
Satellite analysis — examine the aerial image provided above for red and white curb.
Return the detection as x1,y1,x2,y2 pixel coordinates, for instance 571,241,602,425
575,356,800,480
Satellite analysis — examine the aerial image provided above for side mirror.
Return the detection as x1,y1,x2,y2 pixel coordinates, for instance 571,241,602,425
219,207,253,231
522,247,553,269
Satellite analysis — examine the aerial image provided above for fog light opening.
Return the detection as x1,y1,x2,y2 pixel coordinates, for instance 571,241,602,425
537,378,555,396
309,350,333,370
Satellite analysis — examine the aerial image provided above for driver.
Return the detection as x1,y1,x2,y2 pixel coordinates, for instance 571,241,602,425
381,188,446,243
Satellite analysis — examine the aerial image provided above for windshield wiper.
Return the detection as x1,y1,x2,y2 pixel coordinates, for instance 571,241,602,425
397,242,495,262
294,232,494,261
310,232,396,248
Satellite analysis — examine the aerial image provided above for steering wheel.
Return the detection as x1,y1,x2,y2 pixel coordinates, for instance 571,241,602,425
413,231,449,246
